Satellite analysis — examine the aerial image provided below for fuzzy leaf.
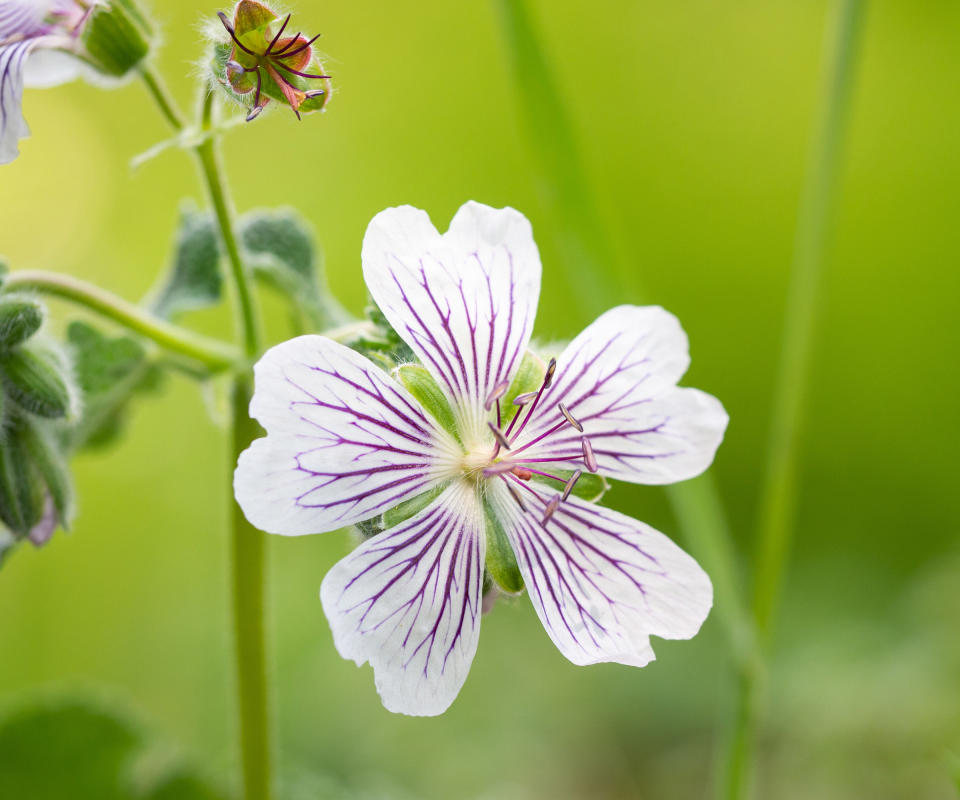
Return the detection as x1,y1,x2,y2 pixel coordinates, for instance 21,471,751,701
240,209,349,329
150,206,222,320
68,321,159,450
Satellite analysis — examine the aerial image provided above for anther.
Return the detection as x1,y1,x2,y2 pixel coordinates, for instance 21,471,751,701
543,358,557,389
561,469,582,501
581,437,598,473
487,421,512,450
483,462,515,478
541,494,561,525
558,402,583,432
506,482,527,512
484,380,510,411
512,467,533,481
512,391,537,406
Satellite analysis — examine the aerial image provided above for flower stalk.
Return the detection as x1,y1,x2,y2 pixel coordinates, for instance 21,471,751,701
2,270,240,372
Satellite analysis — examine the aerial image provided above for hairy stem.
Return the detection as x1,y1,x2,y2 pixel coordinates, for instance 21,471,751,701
140,73,271,799
139,65,186,132
726,2,866,798
3,270,239,372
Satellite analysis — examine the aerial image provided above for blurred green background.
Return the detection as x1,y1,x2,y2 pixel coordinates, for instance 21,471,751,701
1,0,958,798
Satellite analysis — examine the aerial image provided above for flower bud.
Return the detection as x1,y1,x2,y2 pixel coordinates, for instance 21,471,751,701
81,0,153,78
0,344,77,420
0,428,45,537
211,1,331,121
0,295,44,350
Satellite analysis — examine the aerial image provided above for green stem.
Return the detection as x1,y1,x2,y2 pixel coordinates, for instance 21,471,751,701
195,92,263,359
139,74,271,799
727,3,866,798
3,270,240,372
138,64,186,132
231,376,271,800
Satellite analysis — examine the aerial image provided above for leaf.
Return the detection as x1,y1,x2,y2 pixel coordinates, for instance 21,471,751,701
150,204,222,320
0,701,140,800
0,699,228,800
239,208,350,330
67,321,160,450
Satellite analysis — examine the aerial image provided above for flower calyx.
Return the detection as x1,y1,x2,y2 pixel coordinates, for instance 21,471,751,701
214,1,331,122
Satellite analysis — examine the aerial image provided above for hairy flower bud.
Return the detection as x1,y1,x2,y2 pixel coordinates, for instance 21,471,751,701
0,295,45,350
0,343,77,420
210,1,331,121
81,0,153,78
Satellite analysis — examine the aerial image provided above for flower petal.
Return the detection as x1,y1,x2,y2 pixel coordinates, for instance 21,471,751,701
1,38,37,165
361,202,541,438
235,335,459,536
489,480,712,666
320,482,485,716
514,305,728,484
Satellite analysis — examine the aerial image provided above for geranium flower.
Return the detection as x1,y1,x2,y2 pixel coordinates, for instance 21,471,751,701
235,201,729,716
0,0,92,164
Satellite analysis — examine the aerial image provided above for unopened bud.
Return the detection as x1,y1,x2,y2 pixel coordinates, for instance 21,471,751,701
0,295,44,350
0,344,77,419
82,1,152,77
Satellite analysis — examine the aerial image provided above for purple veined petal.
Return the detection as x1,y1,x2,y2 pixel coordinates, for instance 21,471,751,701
488,479,712,666
0,37,37,164
514,305,729,484
320,481,486,716
361,202,542,440
234,335,462,536
0,0,51,40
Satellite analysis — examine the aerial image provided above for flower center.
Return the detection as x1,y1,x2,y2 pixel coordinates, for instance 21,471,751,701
473,358,600,524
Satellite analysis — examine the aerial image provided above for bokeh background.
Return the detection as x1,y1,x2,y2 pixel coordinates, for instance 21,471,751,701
1,1,958,798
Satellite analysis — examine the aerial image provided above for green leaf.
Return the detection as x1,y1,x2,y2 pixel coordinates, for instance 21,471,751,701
0,295,44,349
239,208,350,330
68,321,159,450
0,344,74,419
150,205,222,320
0,699,229,800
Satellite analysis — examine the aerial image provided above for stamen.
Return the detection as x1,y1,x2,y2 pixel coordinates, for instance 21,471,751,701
273,61,331,80
265,13,290,55
557,402,583,432
487,421,512,451
561,469,582,501
484,380,509,411
276,31,322,60
512,391,537,406
483,462,515,478
541,494,561,525
217,12,258,56
581,437,598,473
543,358,557,388
271,31,302,55
504,480,527,512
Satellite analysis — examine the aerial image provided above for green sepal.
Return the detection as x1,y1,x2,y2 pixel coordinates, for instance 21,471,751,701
0,295,44,349
150,205,222,319
234,0,276,40
82,0,151,78
20,421,73,531
482,497,524,593
0,429,45,536
501,349,547,428
239,209,349,330
394,364,461,445
355,303,414,364
531,468,609,503
382,483,447,530
0,345,75,419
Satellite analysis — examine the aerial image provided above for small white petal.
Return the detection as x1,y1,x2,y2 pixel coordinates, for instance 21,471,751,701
320,482,485,716
361,201,541,439
488,480,712,666
514,305,728,484
235,335,458,536
1,39,37,165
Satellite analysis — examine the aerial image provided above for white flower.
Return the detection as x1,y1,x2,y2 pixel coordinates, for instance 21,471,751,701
235,201,729,716
1,0,91,165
